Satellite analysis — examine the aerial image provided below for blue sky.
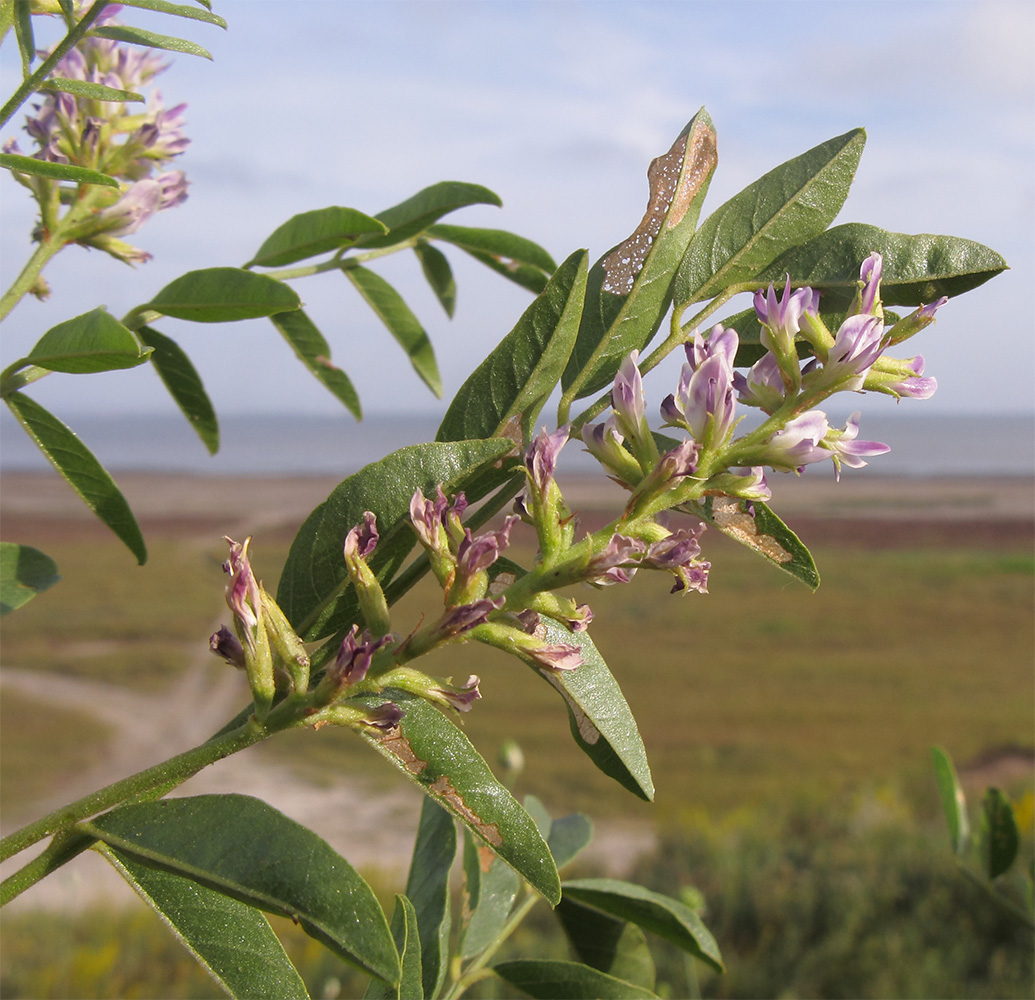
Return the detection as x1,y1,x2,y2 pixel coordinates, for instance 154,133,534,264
1,0,1032,422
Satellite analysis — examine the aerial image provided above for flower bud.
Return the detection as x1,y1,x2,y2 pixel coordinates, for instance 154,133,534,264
343,512,392,637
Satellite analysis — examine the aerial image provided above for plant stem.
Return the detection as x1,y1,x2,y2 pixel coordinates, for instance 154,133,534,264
0,717,264,873
0,230,65,323
0,1,112,129
442,890,541,1000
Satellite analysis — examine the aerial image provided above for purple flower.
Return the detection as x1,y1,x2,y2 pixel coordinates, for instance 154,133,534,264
819,312,886,389
410,486,450,550
734,352,786,412
209,625,245,669
611,351,654,453
527,643,583,672
711,466,772,502
525,424,570,495
754,276,818,358
344,511,379,562
330,625,393,687
824,412,889,480
431,598,504,641
363,703,405,731
456,516,519,579
645,526,710,595
760,411,832,471
581,415,642,484
866,355,938,399
855,252,883,316
430,675,482,713
223,536,262,636
584,533,646,586
685,324,738,371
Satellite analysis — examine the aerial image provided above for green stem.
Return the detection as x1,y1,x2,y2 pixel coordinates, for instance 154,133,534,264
443,890,541,1000
0,1,112,129
0,718,264,877
957,862,1035,931
254,239,417,282
0,230,65,323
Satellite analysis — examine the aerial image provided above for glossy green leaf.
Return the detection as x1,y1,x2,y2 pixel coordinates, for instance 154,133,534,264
355,692,560,904
0,542,60,616
277,438,513,639
365,895,423,1000
247,207,387,268
758,223,1009,307
437,249,588,444
683,495,819,591
83,795,399,986
556,897,656,992
136,325,218,454
342,265,442,397
427,223,556,293
356,181,502,249
931,746,970,855
146,267,300,322
427,224,556,273
89,24,213,59
40,78,144,102
533,619,654,801
13,0,33,75
493,959,659,999
269,309,361,419
0,152,119,187
413,240,456,317
116,0,227,27
674,128,866,310
459,826,521,960
404,798,454,999
982,788,1019,879
97,844,310,1000
561,878,723,973
4,392,147,564
18,308,151,375
562,111,718,403
547,812,594,871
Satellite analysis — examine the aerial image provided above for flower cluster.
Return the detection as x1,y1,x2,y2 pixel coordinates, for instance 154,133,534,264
4,10,190,264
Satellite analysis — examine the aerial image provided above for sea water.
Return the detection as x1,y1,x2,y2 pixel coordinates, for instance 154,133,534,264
1,409,1033,479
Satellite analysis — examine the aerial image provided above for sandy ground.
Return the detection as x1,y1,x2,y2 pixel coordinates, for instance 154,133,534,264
1,470,1031,913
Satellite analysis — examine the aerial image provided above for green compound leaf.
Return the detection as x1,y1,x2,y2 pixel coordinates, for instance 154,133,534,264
931,745,970,855
674,128,866,311
426,223,557,294
97,844,310,1000
83,795,399,987
0,152,119,187
0,542,60,616
115,0,227,28
354,692,561,905
757,223,1009,307
403,799,454,999
4,392,147,564
437,249,588,444
459,826,520,960
533,619,654,802
683,495,819,591
277,438,513,640
39,78,144,102
982,788,1020,880
136,325,218,454
356,181,503,249
493,959,659,999
270,309,361,419
342,265,442,397
561,878,723,973
21,307,152,374
413,240,456,317
563,109,718,402
247,206,387,268
146,267,300,323
89,24,213,59
364,895,423,1000
557,897,656,992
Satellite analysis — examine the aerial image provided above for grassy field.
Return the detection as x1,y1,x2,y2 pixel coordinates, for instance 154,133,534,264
1,500,1032,998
